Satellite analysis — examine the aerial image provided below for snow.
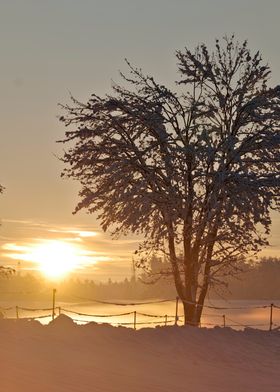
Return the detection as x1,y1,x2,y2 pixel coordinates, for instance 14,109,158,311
0,315,279,392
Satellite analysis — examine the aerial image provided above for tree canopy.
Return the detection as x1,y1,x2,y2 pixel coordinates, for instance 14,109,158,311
59,36,280,325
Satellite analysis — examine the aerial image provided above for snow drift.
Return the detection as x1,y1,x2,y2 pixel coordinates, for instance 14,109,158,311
0,315,279,392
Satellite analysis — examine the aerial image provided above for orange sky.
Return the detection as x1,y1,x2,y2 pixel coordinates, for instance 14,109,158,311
0,1,279,280
0,219,141,281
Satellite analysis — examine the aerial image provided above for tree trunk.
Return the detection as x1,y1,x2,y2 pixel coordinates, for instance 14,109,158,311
182,300,200,326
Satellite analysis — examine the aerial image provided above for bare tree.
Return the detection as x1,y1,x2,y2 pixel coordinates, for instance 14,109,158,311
59,36,280,325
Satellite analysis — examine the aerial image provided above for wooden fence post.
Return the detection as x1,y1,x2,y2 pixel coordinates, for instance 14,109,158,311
175,296,179,325
269,303,274,331
52,288,57,320
133,311,137,330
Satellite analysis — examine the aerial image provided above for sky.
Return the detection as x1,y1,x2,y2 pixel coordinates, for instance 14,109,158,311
0,0,279,281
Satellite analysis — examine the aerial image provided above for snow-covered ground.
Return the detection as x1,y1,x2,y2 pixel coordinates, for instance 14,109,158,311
0,315,279,392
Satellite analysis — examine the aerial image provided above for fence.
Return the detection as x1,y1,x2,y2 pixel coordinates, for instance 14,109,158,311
1,295,280,331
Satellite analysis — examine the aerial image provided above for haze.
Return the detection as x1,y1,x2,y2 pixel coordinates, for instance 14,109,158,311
0,0,279,279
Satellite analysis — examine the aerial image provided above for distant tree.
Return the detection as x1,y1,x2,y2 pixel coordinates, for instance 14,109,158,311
222,257,280,300
0,265,15,314
0,186,11,281
59,36,280,326
0,266,14,277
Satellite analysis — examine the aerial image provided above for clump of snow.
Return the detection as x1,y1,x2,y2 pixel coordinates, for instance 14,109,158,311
0,320,279,391
48,313,76,328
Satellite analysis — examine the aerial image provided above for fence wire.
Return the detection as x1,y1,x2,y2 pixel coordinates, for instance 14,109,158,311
1,299,279,330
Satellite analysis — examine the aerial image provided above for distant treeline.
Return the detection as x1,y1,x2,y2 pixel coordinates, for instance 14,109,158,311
220,257,280,300
0,257,279,301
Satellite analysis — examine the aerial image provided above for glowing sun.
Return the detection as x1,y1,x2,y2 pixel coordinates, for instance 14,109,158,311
28,240,81,279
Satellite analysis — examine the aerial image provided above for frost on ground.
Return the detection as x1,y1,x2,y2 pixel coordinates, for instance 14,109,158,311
0,315,279,392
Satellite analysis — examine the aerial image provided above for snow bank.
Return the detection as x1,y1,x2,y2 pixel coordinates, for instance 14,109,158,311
0,315,279,392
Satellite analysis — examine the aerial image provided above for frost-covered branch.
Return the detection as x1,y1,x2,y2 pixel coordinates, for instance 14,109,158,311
59,36,280,325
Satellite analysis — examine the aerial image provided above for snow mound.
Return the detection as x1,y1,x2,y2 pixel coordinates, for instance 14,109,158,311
0,322,279,392
48,313,76,328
